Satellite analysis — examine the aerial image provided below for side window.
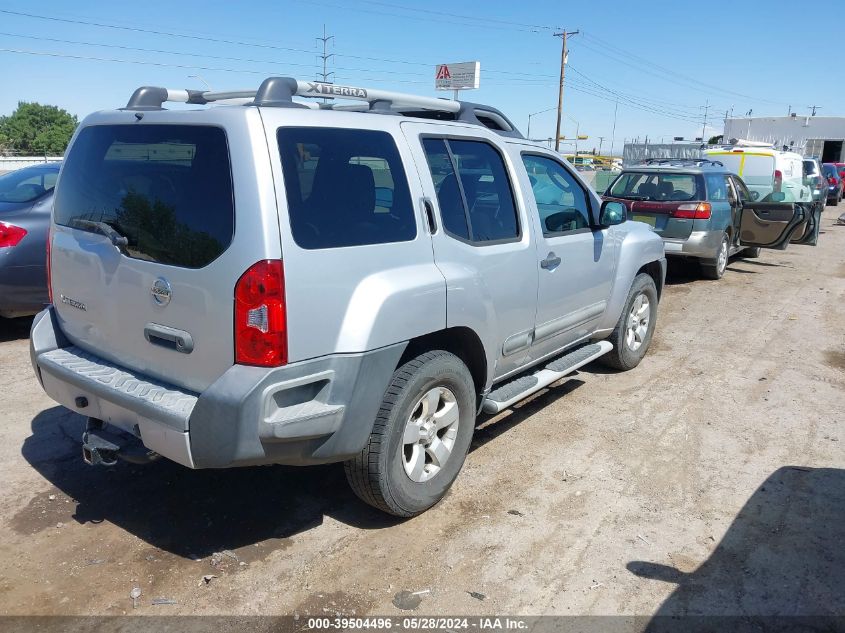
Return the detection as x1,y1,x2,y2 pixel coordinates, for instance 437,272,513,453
522,154,590,235
705,174,729,201
422,138,470,240
732,177,751,202
421,137,519,243
277,128,416,250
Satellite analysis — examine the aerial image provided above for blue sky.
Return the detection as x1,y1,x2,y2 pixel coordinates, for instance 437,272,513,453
0,0,838,155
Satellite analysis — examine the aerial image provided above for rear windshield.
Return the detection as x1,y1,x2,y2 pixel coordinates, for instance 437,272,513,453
711,153,774,188
53,125,234,269
607,171,701,201
803,160,819,175
277,127,416,249
0,165,58,203
823,164,838,177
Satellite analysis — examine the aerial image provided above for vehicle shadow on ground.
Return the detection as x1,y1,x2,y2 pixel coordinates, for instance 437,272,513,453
21,406,402,558
472,378,585,451
0,316,33,343
22,381,586,559
628,466,845,626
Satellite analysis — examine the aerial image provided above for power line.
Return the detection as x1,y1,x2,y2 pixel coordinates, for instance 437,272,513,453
0,9,562,79
576,31,788,107
352,0,553,30
295,0,545,33
0,30,434,77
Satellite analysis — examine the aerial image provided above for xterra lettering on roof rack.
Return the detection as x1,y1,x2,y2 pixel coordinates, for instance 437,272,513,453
122,76,524,138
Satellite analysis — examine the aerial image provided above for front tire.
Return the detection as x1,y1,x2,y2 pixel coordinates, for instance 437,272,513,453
742,246,761,259
701,232,729,279
344,350,476,517
600,273,659,371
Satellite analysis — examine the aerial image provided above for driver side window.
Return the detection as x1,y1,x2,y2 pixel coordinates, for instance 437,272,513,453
522,154,590,236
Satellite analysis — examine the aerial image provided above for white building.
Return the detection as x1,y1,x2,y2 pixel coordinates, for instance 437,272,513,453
723,116,845,162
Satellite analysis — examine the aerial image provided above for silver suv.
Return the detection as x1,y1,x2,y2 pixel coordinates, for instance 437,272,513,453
31,77,667,517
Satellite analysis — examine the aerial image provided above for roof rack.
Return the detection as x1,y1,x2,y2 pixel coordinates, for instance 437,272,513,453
639,158,724,168
123,76,523,138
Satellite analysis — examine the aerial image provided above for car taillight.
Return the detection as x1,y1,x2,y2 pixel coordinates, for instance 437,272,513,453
234,259,287,367
46,227,53,304
829,177,837,186
0,222,27,248
673,202,712,220
774,169,783,192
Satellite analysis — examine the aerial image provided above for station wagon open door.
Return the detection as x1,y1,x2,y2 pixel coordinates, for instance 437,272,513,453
736,201,819,250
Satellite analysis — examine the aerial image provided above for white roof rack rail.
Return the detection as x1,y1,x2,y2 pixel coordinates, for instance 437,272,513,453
124,76,523,138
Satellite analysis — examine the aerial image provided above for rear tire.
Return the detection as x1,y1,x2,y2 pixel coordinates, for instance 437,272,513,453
700,232,729,280
600,273,658,371
344,350,476,517
742,246,761,259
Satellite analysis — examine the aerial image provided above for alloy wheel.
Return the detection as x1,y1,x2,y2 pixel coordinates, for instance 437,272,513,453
402,387,460,483
625,294,651,352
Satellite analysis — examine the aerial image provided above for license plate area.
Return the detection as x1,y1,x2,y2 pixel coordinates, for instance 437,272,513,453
632,214,658,228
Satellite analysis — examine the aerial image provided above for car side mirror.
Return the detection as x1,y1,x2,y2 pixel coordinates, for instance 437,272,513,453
750,191,760,201
599,200,626,226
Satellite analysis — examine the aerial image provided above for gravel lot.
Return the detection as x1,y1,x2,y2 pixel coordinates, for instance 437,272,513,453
0,210,843,619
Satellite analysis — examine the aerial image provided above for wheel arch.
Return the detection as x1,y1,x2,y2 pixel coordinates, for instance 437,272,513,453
399,327,487,399
636,260,664,300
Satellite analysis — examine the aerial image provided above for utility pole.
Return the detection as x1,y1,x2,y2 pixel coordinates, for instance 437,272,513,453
553,28,578,153
610,98,618,159
700,99,710,142
808,105,821,116
316,25,334,103
597,136,605,157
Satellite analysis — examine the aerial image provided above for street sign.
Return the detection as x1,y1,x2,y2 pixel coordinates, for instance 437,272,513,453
435,61,480,91
577,135,588,140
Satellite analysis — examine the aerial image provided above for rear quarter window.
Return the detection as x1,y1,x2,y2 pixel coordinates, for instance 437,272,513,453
53,124,234,269
277,127,416,249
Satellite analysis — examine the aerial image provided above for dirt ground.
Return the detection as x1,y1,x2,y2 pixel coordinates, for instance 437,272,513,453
0,211,842,621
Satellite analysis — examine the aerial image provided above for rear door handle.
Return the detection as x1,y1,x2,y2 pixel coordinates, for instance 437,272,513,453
144,323,194,354
540,252,561,271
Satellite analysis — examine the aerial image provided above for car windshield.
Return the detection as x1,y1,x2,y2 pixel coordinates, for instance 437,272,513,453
0,165,58,203
803,160,819,175
823,165,838,177
607,171,700,201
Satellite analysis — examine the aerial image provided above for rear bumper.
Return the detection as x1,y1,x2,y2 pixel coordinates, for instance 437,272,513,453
30,307,405,469
661,230,722,259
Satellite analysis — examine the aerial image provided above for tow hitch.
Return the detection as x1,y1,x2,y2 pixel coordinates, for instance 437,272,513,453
81,419,160,466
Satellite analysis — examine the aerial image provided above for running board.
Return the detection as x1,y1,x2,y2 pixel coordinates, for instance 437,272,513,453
481,341,613,414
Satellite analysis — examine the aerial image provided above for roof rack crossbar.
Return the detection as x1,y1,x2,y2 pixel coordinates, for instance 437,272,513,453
640,158,724,168
122,76,523,137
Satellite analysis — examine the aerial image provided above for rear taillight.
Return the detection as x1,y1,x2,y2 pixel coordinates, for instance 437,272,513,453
46,227,53,304
234,260,287,367
829,177,837,186
673,202,712,220
774,169,783,192
0,222,27,248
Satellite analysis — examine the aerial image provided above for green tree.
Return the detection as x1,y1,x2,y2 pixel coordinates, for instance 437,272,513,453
707,134,724,145
0,102,78,155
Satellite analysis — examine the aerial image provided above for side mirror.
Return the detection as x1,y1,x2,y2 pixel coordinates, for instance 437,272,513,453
750,191,760,201
599,200,626,226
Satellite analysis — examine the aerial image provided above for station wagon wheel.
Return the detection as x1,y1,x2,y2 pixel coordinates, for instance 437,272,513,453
344,350,476,517
701,232,729,280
